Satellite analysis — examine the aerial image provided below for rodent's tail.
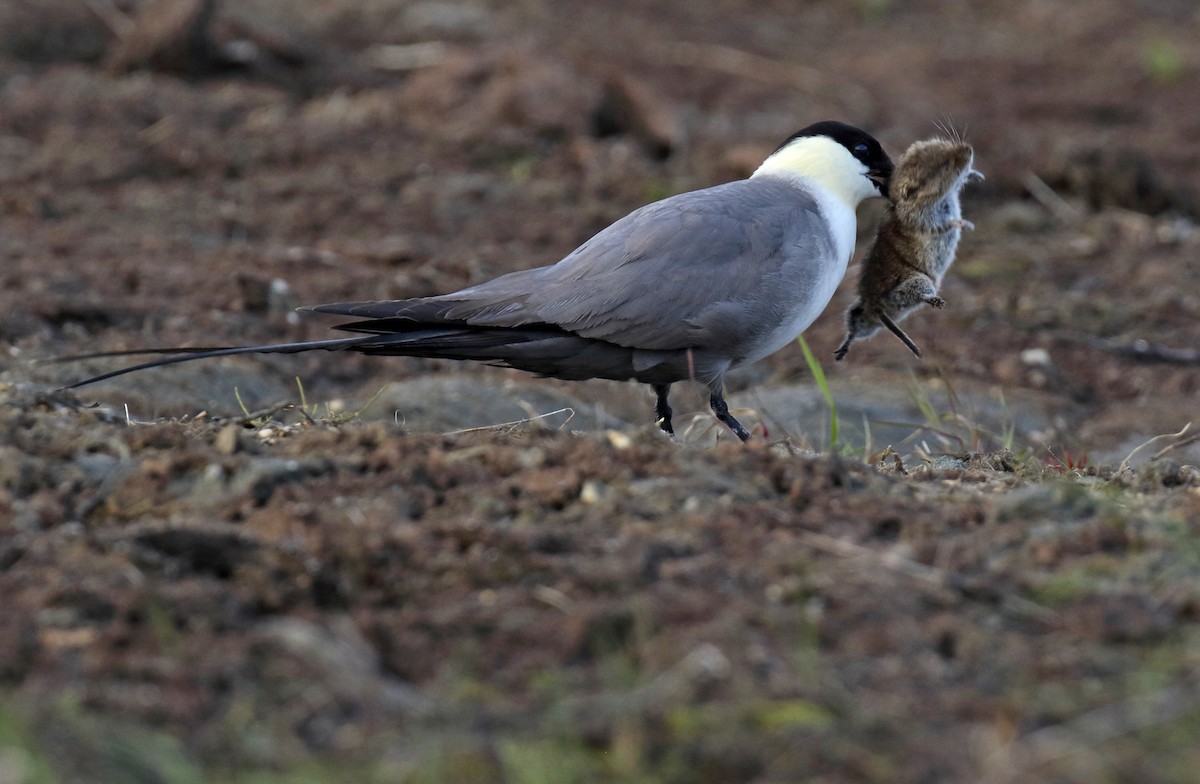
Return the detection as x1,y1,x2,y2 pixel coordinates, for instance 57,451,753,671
877,312,923,358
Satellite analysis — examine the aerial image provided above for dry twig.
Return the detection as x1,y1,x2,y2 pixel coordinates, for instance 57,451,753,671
1118,422,1191,473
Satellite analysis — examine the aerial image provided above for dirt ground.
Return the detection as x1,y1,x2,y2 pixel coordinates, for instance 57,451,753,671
3,0,1200,782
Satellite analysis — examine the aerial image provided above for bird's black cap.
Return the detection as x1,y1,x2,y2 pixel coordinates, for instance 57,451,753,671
775,120,894,192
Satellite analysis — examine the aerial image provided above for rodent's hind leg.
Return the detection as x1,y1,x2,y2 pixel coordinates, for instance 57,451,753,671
834,335,854,361
835,302,878,361
883,272,940,314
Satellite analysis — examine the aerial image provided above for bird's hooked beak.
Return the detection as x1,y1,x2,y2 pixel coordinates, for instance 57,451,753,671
867,158,894,196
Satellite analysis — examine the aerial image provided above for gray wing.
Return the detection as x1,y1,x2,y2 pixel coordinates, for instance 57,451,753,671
316,178,836,354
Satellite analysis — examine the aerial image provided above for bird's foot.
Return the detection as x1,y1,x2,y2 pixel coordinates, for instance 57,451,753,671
653,384,675,437
709,391,751,443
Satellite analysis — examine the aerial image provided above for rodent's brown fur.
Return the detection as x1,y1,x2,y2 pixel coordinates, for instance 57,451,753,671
834,136,980,361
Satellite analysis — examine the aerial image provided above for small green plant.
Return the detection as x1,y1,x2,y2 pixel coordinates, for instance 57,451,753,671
859,0,891,23
642,179,675,204
231,379,386,434
1142,37,1184,83
910,367,1025,455
0,701,56,784
295,377,387,426
863,368,1026,461
232,386,292,429
1045,447,1090,474
796,335,838,450
997,389,1017,452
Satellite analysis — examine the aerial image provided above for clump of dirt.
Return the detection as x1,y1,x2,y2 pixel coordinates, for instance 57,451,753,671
3,382,1200,782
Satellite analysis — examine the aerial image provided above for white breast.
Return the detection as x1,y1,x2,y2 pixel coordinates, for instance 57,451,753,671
740,182,859,365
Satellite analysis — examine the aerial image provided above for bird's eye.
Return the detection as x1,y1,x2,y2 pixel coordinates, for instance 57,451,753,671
853,143,870,156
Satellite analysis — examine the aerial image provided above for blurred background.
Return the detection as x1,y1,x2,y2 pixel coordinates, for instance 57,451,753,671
1,0,1198,456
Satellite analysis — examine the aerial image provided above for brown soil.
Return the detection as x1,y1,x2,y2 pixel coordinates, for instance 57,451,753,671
3,1,1200,782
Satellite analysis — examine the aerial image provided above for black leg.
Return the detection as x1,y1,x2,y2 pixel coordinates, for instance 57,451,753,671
709,388,751,442
652,383,674,435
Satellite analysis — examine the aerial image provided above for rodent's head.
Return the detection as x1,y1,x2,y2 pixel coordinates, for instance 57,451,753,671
887,138,976,210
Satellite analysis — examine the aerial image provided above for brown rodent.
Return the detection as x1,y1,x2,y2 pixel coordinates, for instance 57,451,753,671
834,136,982,361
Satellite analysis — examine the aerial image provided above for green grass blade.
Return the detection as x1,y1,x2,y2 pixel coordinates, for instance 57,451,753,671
797,335,838,449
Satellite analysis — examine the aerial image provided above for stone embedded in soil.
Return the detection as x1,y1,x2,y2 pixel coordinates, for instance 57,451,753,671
132,524,260,579
105,0,218,75
1042,146,1197,217
592,74,682,160
362,375,629,433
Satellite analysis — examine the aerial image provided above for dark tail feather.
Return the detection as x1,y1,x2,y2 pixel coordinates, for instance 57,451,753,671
58,335,377,390
50,346,264,363
56,321,607,391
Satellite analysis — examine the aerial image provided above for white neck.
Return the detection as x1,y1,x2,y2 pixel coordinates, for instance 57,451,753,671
751,135,879,211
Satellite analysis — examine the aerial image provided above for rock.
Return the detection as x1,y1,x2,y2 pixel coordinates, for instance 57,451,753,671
255,616,431,714
990,201,1052,233
235,274,295,317
397,46,601,141
400,1,493,39
362,375,629,433
105,0,218,75
1041,147,1196,217
591,74,682,160
132,524,260,579
0,0,110,63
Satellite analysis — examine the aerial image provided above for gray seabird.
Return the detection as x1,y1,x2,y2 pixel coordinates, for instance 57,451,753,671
64,121,894,441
